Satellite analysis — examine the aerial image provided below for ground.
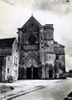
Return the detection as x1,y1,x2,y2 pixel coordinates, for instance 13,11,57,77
0,78,72,100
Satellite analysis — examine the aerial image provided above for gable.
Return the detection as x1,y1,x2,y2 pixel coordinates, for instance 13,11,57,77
19,16,41,33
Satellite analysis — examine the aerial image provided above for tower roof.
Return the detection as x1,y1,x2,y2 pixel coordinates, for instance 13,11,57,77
44,24,54,30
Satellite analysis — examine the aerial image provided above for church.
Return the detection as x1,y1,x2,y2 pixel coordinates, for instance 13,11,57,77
17,16,65,79
0,16,65,81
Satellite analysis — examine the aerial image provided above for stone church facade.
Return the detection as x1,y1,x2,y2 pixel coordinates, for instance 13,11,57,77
0,16,65,81
17,16,65,79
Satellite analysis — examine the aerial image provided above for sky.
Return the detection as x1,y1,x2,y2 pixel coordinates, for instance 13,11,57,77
0,0,72,71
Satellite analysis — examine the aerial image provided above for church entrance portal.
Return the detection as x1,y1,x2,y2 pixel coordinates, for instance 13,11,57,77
48,65,53,79
26,67,32,79
26,65,39,79
49,69,53,79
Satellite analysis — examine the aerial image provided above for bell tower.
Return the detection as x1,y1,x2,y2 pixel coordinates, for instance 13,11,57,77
40,24,54,64
40,24,55,79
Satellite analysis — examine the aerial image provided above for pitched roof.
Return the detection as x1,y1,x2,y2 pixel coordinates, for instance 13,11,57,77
22,16,41,28
18,16,41,32
0,38,16,48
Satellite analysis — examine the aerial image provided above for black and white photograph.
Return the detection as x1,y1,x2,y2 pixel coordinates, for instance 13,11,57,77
0,0,72,100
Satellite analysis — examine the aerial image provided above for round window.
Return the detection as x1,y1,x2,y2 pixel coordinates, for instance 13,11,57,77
28,34,36,45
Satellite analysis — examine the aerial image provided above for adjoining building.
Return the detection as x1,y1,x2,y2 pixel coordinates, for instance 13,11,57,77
0,38,19,82
0,16,65,81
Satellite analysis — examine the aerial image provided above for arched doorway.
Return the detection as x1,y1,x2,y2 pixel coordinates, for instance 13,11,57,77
26,65,39,79
33,67,39,79
18,67,25,79
49,69,53,79
45,64,53,79
48,64,53,79
26,67,32,79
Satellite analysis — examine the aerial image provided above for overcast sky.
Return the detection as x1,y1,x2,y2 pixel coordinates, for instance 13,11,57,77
0,0,72,71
